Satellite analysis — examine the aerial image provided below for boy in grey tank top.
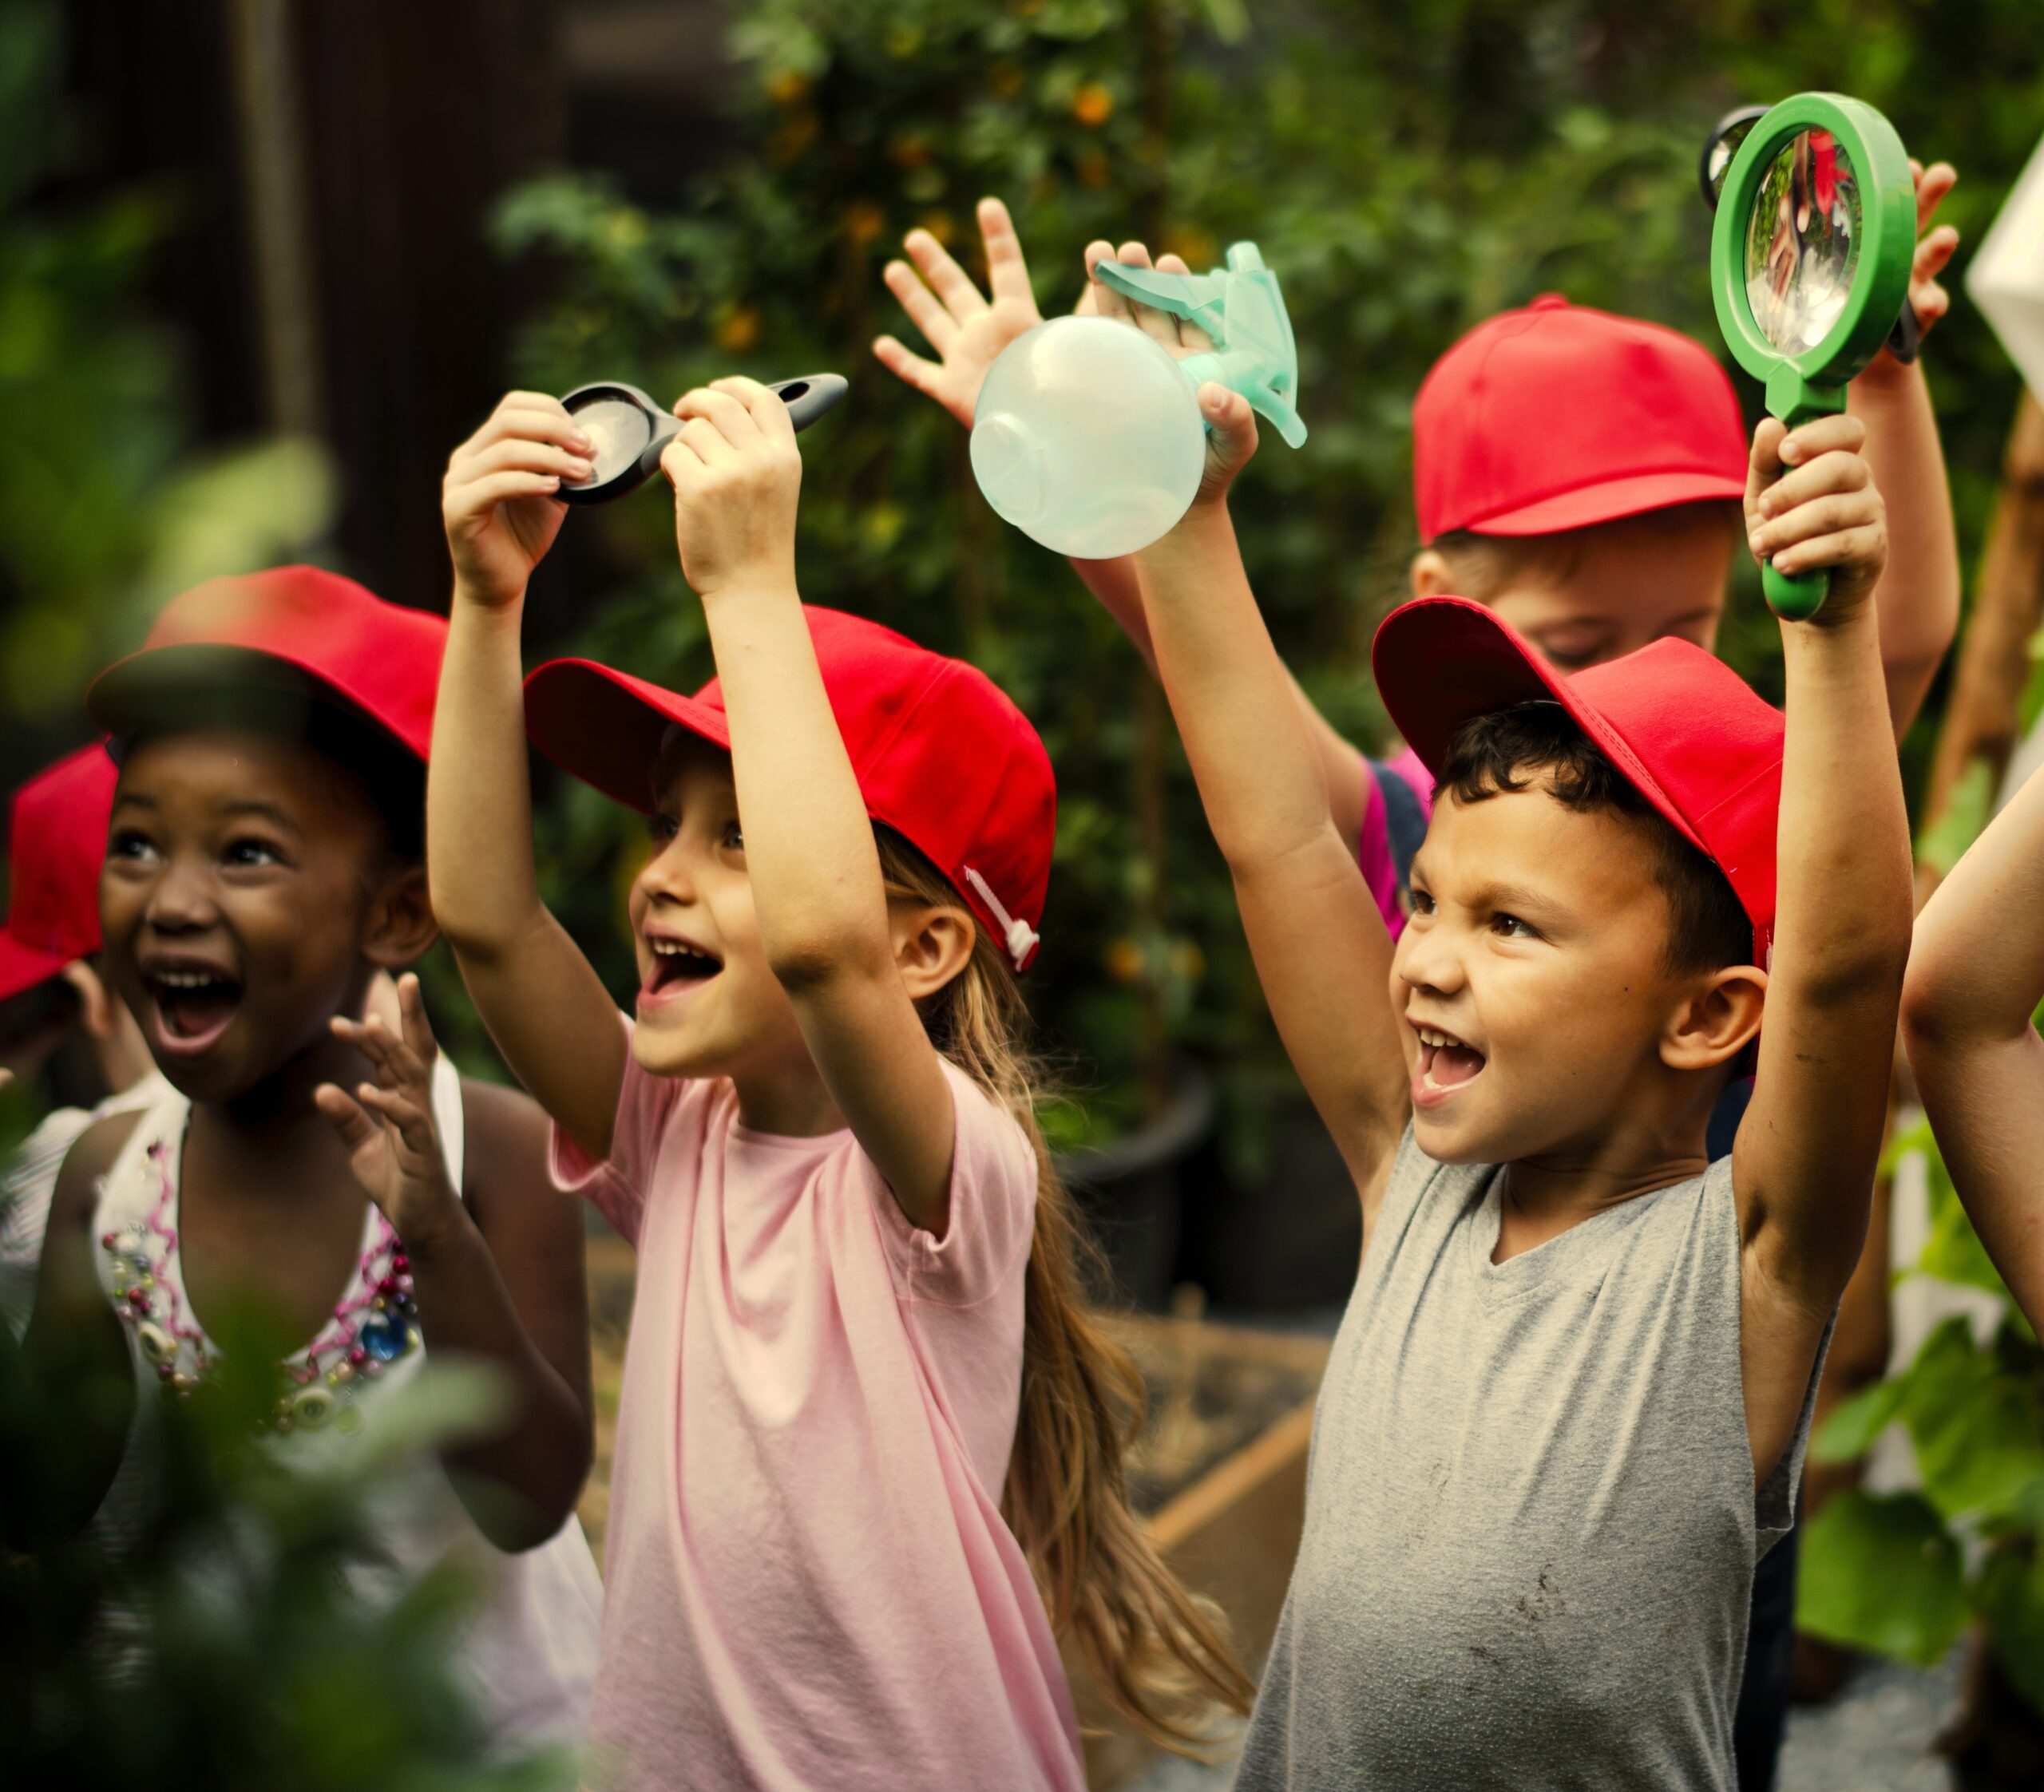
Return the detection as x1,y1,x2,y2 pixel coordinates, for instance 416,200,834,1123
1117,346,1911,1792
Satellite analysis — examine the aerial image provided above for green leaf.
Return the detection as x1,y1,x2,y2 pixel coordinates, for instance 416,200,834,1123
1811,1376,1907,1465
1798,1489,1968,1667
1899,1318,2044,1523
1977,1548,2044,1716
1897,1124,2014,1299
1880,1113,1936,1181
1915,757,1995,880
1917,1168,2014,1298
1193,0,1252,45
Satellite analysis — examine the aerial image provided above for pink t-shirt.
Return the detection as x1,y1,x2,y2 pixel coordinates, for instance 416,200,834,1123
552,1034,1084,1792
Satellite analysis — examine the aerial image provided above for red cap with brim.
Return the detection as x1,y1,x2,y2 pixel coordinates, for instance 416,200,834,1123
1372,595,1783,962
84,567,445,762
524,607,1056,972
1413,296,1749,542
0,743,118,1003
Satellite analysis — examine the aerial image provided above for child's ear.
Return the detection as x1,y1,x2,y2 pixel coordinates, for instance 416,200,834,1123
1661,964,1768,1073
57,959,118,1042
361,863,441,971
892,901,976,1002
1409,549,1455,600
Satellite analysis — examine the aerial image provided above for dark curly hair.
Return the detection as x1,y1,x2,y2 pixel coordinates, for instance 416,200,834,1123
1437,701,1753,975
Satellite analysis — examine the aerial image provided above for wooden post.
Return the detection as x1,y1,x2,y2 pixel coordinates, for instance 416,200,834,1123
224,0,327,443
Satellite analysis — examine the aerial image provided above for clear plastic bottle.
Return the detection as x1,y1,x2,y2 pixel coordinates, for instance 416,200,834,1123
970,242,1306,559
970,318,1208,559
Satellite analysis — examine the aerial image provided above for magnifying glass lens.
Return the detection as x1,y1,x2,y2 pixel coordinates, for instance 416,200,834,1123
1706,121,1753,200
563,394,654,488
1744,129,1862,352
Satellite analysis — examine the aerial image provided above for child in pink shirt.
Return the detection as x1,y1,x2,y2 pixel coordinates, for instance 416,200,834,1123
429,379,1253,1789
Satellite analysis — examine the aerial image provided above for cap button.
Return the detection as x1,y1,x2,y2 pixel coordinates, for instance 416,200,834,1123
1529,294,1570,312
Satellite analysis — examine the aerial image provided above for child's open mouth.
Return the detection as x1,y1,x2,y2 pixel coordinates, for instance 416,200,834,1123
639,934,724,1008
142,963,244,1056
1416,1025,1487,1098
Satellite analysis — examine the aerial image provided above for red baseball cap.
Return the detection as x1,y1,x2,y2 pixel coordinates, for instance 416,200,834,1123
0,744,118,1002
1372,595,1783,962
524,608,1056,971
1413,296,1748,542
85,566,446,760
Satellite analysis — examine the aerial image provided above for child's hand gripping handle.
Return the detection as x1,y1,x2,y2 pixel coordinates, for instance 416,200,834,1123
1760,394,1840,621
1741,376,1856,617
1747,406,1886,628
1093,243,1309,449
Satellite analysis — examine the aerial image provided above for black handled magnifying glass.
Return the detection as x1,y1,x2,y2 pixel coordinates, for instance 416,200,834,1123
557,374,850,505
1701,106,1918,366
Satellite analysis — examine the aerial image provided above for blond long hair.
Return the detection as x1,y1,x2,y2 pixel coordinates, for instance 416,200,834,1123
878,832,1256,1755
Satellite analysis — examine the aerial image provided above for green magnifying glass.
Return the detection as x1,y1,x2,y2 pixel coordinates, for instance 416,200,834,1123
1709,93,1915,619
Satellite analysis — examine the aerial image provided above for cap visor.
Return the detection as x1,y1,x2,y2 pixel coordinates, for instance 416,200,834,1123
522,659,729,812
1453,469,1746,538
1371,596,1711,859
86,643,426,762
0,932,74,1004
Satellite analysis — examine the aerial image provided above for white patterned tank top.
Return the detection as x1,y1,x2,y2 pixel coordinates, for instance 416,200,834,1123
90,1056,603,1764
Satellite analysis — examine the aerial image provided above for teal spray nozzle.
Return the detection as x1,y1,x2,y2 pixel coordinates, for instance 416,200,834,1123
969,242,1307,559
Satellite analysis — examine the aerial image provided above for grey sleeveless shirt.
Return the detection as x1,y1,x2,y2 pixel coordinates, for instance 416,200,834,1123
1234,1128,1829,1792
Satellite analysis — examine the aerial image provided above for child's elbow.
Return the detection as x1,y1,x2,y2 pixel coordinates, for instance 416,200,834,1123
763,919,891,995
429,884,517,964
1899,948,1974,1058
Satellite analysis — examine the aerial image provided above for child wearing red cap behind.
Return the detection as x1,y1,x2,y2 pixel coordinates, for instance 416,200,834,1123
432,383,1254,1790
1070,271,1913,1786
0,746,159,1338
18,569,602,1760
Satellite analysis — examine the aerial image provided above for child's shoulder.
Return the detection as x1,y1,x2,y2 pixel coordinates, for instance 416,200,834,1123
933,1058,1036,1178
46,1105,152,1234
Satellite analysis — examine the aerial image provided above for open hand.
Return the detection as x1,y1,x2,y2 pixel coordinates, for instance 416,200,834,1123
873,198,1076,428
1862,159,1960,382
1745,413,1888,620
1084,238,1258,509
442,391,592,607
315,973,462,1256
663,377,802,599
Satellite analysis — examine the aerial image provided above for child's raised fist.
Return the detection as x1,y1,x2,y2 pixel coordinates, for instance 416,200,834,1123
1083,238,1258,514
442,391,592,608
1745,413,1888,621
661,377,802,600
1861,158,1961,384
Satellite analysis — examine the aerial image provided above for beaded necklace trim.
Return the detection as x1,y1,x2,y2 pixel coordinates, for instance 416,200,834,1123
100,1136,421,1436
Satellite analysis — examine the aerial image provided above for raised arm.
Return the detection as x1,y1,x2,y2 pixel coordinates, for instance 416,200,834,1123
872,201,1373,852
433,394,628,1163
1902,762,2044,1324
663,378,963,1232
1852,160,1962,738
315,979,592,1550
1734,415,1913,1361
1128,380,1409,1208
